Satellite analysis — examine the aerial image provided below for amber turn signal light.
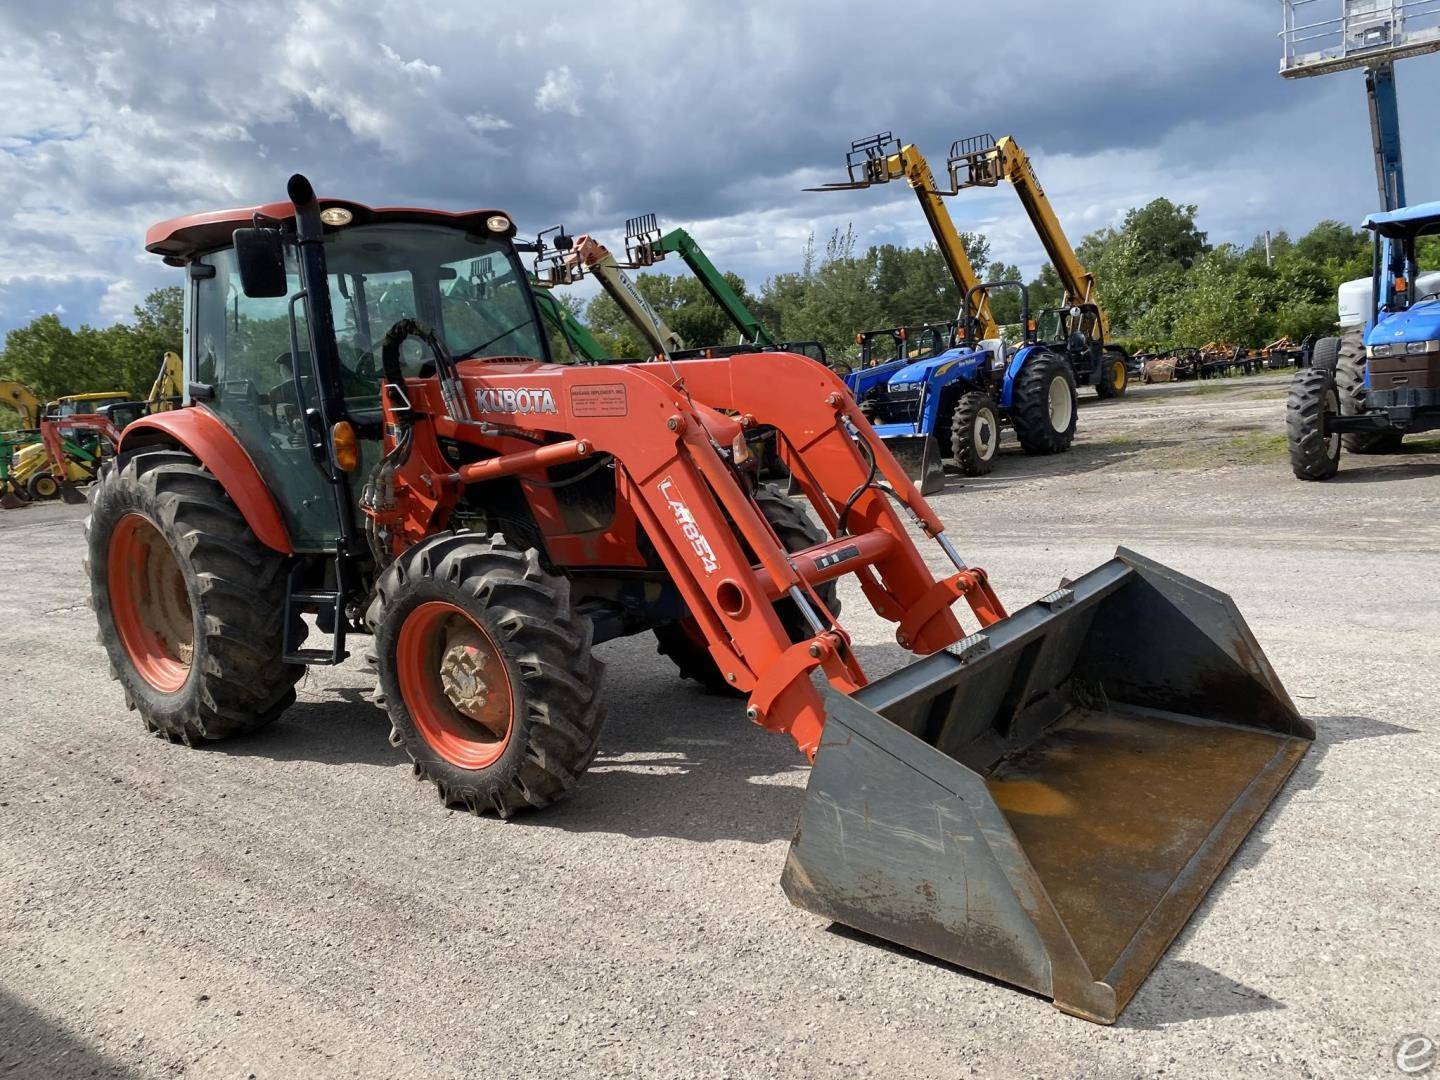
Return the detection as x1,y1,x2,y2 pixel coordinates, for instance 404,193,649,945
332,421,359,472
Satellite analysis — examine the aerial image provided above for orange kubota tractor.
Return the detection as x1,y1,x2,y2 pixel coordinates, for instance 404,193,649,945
86,175,1313,1023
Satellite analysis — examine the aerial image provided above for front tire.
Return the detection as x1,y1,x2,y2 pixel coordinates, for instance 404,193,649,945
1287,368,1341,481
27,472,59,500
86,447,304,742
947,391,1000,476
1333,328,1403,454
1010,351,1078,455
1094,349,1129,399
371,532,605,817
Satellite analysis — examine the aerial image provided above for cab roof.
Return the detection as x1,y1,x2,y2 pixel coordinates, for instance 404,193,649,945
1363,201,1440,237
145,198,514,264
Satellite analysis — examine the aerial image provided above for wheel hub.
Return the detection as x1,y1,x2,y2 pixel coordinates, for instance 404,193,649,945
439,636,494,720
395,601,515,768
975,412,998,457
108,512,193,693
1048,375,1073,430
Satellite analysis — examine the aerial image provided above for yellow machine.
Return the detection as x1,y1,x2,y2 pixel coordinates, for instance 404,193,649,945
946,133,1129,397
2,354,181,506
0,381,42,430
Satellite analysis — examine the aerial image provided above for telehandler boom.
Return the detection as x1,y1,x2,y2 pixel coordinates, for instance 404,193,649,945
86,173,1311,1023
535,226,685,357
946,134,1130,397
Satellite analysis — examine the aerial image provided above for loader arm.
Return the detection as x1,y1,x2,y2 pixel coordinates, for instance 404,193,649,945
647,227,777,346
567,235,685,357
950,134,1108,338
0,381,42,431
371,349,999,756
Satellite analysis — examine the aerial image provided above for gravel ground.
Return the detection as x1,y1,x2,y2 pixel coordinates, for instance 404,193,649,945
2,375,1438,1079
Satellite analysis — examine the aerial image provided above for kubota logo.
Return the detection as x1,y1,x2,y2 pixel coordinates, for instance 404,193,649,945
474,387,559,415
658,476,719,575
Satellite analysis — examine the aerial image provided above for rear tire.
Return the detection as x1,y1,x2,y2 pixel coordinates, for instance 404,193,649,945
86,446,304,742
370,532,605,817
947,391,999,476
1333,329,1403,454
1010,351,1078,455
1287,368,1341,481
654,484,839,694
1093,350,1129,399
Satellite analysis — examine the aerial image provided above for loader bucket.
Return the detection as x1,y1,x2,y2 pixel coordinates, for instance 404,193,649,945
781,548,1312,1024
884,434,946,496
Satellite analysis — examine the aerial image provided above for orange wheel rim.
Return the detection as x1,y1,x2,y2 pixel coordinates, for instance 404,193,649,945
396,601,515,769
107,513,193,693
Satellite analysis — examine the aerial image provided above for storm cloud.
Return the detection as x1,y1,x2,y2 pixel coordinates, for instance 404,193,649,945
2,0,1437,333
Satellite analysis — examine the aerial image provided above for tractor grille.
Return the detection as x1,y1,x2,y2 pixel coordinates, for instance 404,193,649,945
862,388,922,426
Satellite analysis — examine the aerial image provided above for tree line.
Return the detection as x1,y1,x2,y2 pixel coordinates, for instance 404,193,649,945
582,199,1391,363
0,197,1408,417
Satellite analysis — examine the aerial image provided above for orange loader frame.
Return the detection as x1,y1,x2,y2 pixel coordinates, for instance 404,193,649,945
369,347,1004,758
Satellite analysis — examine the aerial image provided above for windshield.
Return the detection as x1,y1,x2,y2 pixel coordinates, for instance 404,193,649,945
320,223,547,368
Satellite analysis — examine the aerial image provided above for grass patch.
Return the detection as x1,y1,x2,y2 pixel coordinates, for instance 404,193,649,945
1224,432,1289,463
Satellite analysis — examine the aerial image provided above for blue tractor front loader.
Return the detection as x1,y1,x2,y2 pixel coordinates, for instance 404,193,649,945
1289,202,1440,479
846,282,1079,494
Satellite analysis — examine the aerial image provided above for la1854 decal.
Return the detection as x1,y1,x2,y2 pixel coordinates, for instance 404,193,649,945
475,387,559,415
658,476,719,575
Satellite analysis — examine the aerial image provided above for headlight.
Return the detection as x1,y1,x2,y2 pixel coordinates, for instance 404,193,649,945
486,214,512,233
1370,340,1440,357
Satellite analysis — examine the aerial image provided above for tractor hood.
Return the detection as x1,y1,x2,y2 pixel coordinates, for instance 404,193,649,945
1367,298,1440,347
882,347,990,392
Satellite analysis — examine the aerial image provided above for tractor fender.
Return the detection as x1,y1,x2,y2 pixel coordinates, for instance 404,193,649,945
998,344,1050,410
120,407,292,554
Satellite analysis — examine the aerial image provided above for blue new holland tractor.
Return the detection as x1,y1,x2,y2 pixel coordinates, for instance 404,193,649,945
1288,203,1440,480
845,282,1079,493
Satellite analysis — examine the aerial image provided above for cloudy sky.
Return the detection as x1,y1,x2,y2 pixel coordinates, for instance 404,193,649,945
3,0,1439,335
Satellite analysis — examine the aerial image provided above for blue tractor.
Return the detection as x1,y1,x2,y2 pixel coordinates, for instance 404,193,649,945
845,282,1079,493
1289,203,1440,479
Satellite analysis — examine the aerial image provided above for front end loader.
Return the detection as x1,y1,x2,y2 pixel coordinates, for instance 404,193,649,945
85,173,1311,1023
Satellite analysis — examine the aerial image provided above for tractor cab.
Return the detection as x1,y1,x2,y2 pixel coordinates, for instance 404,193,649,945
146,186,548,552
1363,202,1440,352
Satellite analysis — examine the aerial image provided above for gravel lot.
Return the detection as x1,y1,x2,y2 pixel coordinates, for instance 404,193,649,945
2,375,1438,1079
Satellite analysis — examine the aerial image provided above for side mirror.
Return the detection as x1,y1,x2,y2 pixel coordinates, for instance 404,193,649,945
233,228,288,298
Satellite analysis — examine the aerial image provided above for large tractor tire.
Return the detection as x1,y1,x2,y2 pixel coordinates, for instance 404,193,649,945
1333,329,1403,454
1010,351,1078,455
369,532,605,817
947,391,1000,476
86,447,304,742
655,483,839,695
1309,335,1340,373
1287,367,1341,481
27,472,59,500
1094,348,1129,399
